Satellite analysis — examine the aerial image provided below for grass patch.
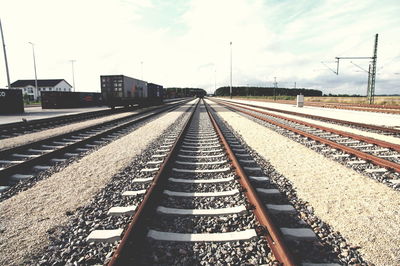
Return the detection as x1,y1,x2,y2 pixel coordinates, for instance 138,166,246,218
305,96,400,106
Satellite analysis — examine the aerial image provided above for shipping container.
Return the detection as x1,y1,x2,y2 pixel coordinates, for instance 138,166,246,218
41,91,102,109
0,89,24,114
147,83,163,98
100,75,163,108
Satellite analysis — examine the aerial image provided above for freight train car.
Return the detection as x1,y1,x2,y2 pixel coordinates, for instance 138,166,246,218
41,91,103,109
0,89,24,114
100,75,163,108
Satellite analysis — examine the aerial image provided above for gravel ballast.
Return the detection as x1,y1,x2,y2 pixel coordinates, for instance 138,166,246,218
0,101,195,265
0,105,170,151
221,98,400,127
208,100,400,265
223,100,400,145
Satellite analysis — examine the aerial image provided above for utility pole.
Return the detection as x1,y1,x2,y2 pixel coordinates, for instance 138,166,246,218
0,18,11,89
28,42,38,95
294,82,296,89
140,61,143,80
230,41,232,99
273,77,278,101
333,34,378,104
70,60,76,92
214,69,216,94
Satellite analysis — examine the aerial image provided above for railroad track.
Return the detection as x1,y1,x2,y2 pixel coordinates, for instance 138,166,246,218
220,100,400,137
307,102,400,114
236,98,400,114
0,108,126,140
0,100,189,198
211,99,400,189
70,99,353,265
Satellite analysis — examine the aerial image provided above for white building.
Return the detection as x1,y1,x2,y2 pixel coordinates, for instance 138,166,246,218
10,79,73,101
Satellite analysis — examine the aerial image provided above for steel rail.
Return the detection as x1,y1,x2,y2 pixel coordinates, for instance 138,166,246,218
219,100,400,135
107,100,199,266
216,100,400,152
309,104,400,114
306,101,400,110
230,98,400,114
204,100,296,265
0,99,188,139
0,109,121,138
0,102,186,185
213,100,400,173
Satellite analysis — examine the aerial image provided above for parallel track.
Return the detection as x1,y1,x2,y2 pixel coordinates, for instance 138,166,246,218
233,98,400,114
212,99,400,186
0,101,188,196
0,108,122,140
222,100,400,137
0,100,186,140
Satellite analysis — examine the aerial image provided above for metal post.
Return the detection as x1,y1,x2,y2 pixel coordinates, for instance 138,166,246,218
366,64,371,103
369,34,378,105
141,61,143,80
28,42,38,97
294,82,296,89
230,41,232,99
273,77,277,101
0,18,11,89
336,58,340,75
70,60,76,92
214,69,216,94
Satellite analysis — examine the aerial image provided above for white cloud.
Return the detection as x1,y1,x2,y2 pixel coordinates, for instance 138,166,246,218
0,0,399,95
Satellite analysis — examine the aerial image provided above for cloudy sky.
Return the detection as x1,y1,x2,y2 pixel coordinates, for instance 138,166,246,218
0,0,399,95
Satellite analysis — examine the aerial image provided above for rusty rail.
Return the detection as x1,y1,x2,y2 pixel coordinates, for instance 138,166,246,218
204,100,296,266
229,98,400,114
108,100,199,265
212,99,400,173
220,100,400,135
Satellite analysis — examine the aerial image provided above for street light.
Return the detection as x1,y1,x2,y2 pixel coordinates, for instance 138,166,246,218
140,61,143,80
0,18,11,89
230,41,232,99
214,69,217,94
70,60,76,92
28,42,38,96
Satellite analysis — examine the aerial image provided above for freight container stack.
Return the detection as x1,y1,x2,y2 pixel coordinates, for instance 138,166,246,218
147,83,164,105
100,75,163,108
41,92,103,109
0,89,24,114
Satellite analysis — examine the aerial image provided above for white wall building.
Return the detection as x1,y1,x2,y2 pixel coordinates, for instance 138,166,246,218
10,79,73,101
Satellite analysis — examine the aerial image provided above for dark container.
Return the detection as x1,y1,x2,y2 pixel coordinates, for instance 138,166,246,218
147,82,164,105
0,89,24,114
100,75,163,108
41,91,102,109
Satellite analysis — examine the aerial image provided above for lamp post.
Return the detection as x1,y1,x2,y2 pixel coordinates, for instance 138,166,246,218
140,61,143,80
28,42,38,95
70,60,76,92
230,41,232,99
214,69,216,94
0,18,11,89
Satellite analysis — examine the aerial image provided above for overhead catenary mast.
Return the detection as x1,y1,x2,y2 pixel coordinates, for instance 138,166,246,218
332,34,378,104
